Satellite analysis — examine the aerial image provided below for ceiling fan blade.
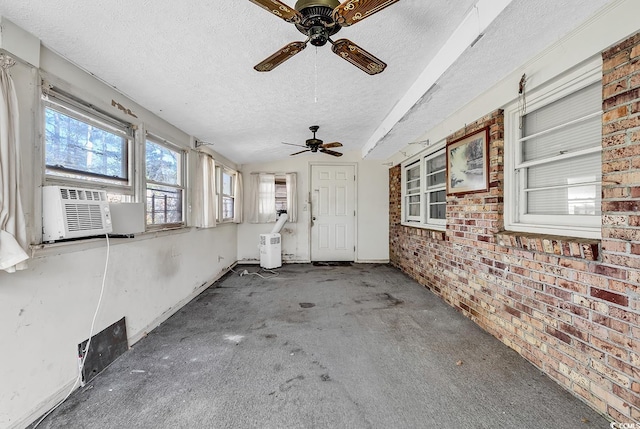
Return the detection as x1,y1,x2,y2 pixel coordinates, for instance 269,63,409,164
247,0,302,24
331,39,386,75
290,149,311,156
282,142,308,148
254,41,308,72
320,148,343,157
333,0,400,27
320,142,343,148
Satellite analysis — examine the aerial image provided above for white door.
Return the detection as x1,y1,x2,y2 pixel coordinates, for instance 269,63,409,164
310,164,356,261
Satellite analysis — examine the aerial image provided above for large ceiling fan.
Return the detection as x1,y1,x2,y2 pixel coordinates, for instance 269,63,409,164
248,0,400,75
283,125,343,157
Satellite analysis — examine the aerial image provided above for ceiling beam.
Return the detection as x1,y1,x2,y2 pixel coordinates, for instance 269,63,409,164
361,0,514,158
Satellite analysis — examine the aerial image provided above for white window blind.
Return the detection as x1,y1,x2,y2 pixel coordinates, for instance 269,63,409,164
510,76,602,235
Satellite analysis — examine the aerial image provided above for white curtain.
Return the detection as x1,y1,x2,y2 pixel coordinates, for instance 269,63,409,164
233,172,243,223
258,173,276,223
0,54,29,273
286,173,297,222
248,173,276,223
192,152,216,228
247,173,258,223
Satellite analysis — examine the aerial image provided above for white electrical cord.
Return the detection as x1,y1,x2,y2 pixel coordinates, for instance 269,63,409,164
231,266,280,279
33,234,111,428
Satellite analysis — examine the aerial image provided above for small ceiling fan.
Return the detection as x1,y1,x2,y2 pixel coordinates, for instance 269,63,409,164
248,0,400,75
283,125,343,157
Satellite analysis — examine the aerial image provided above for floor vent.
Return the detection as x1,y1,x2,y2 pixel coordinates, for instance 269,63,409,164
78,317,128,384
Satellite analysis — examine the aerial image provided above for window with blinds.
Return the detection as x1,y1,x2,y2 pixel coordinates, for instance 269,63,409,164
508,72,603,237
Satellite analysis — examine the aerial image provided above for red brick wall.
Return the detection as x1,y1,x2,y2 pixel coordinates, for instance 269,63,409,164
389,34,640,423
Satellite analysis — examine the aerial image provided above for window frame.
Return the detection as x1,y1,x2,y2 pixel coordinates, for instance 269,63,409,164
504,57,603,239
423,149,447,228
403,160,421,223
275,175,287,215
42,91,134,195
401,142,447,231
144,134,186,229
218,166,236,223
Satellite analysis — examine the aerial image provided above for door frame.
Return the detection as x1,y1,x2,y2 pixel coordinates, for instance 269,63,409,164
308,162,358,262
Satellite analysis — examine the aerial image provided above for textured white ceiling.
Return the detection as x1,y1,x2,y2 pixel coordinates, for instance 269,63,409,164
0,0,613,164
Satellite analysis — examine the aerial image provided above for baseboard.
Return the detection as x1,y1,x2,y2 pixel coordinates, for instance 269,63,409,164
14,265,236,429
10,377,77,429
236,259,259,265
236,259,312,265
128,265,233,346
239,259,388,264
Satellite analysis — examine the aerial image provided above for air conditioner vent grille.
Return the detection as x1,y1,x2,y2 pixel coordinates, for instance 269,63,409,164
65,204,105,232
59,187,105,201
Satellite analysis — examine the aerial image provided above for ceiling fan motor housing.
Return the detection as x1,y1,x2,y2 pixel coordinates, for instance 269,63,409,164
294,0,341,46
306,125,323,148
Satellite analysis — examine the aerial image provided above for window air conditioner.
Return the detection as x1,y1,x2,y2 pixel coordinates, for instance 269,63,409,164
42,185,112,242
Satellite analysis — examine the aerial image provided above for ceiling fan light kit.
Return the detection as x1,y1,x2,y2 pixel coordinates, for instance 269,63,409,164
248,0,400,74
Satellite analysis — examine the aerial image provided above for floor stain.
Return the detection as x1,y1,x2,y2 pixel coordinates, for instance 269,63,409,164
299,303,316,308
279,375,305,392
379,292,403,306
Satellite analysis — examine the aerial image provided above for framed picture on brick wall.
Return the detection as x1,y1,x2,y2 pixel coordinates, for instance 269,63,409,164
446,127,489,195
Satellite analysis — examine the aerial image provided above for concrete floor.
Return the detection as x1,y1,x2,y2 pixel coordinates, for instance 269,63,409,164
34,264,609,428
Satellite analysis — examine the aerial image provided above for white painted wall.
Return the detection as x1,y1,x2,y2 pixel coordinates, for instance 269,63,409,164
0,228,237,428
0,37,239,428
238,151,390,264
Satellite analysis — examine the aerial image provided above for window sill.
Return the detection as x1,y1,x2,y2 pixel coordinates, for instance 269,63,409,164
397,223,446,240
30,227,192,259
401,221,445,232
496,231,600,261
218,220,237,225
